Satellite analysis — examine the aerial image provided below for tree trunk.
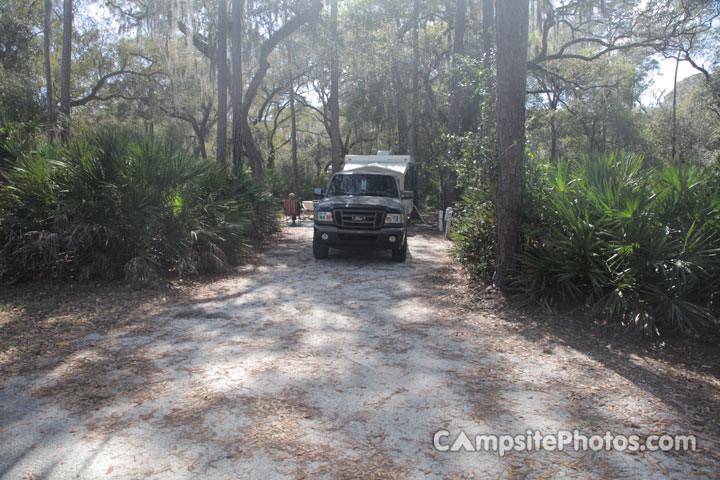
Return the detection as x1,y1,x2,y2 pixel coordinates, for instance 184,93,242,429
240,116,263,181
481,0,495,136
197,131,208,159
494,0,529,290
410,0,421,210
443,0,467,210
482,0,494,71
447,0,467,136
231,0,244,170
411,0,420,159
217,0,228,165
329,0,342,174
550,110,557,160
288,44,298,196
60,0,73,142
44,0,54,142
392,59,409,154
671,53,680,163
200,101,215,160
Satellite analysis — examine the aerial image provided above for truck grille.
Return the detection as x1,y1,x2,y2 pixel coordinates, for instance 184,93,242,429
334,209,383,229
338,234,377,242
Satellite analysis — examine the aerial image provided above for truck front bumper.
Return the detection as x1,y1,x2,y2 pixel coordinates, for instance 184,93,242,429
313,224,406,250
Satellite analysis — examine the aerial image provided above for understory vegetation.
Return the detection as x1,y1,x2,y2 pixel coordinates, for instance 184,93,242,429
453,152,720,337
0,126,279,283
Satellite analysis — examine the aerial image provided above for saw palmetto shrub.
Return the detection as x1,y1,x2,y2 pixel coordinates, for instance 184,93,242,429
0,128,279,283
521,153,720,337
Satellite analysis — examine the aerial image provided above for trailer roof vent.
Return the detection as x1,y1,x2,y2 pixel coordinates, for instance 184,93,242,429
376,150,390,155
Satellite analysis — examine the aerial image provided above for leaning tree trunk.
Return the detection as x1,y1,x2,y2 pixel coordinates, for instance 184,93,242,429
217,0,228,165
240,116,263,181
443,0,467,211
494,0,529,290
60,0,73,142
44,0,54,141
231,0,244,170
240,0,322,182
329,0,342,174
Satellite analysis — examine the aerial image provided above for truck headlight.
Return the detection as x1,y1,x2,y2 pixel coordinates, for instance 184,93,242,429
315,211,333,223
385,213,404,225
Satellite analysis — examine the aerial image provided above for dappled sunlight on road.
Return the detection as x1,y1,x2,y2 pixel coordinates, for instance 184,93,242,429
1,226,719,479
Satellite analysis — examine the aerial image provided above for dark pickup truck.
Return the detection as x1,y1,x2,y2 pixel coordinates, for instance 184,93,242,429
312,172,413,262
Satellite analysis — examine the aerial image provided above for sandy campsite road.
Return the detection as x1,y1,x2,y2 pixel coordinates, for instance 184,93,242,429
1,224,720,479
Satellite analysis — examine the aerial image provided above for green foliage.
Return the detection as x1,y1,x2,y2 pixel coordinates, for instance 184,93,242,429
451,189,496,282
264,169,327,202
450,131,497,282
0,1,43,123
520,153,720,337
644,73,720,166
0,119,41,171
452,150,720,336
526,53,652,161
0,128,279,283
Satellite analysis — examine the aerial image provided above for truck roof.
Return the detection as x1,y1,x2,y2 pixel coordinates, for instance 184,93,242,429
341,153,414,191
342,163,408,176
344,154,414,165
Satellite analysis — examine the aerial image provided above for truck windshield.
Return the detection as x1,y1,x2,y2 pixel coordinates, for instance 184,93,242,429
327,174,399,198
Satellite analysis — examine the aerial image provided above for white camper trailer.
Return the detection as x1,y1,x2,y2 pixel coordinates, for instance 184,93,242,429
342,151,416,216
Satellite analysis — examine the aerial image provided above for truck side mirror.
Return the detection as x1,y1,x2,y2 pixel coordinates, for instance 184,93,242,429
401,191,414,199
313,188,324,198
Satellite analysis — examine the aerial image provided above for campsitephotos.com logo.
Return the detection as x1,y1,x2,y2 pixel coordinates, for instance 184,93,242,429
433,429,698,457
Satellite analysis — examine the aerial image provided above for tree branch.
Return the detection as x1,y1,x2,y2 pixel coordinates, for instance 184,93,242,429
177,21,212,59
242,0,323,115
71,69,163,107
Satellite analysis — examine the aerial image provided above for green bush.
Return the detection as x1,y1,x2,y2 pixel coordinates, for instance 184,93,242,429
520,153,720,336
0,119,40,174
0,128,279,283
451,189,496,282
451,149,720,336
450,131,497,282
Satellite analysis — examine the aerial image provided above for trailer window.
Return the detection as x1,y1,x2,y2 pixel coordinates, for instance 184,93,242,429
327,174,399,198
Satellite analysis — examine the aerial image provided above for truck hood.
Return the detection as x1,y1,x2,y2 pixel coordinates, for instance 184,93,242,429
318,195,404,211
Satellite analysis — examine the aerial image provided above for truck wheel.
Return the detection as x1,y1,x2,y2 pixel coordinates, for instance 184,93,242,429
313,241,329,259
391,242,407,262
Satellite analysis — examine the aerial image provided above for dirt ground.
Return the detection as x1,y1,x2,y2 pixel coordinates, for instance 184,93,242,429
1,224,719,479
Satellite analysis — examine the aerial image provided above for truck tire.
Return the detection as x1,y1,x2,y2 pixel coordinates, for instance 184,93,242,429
313,241,329,259
391,242,407,262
